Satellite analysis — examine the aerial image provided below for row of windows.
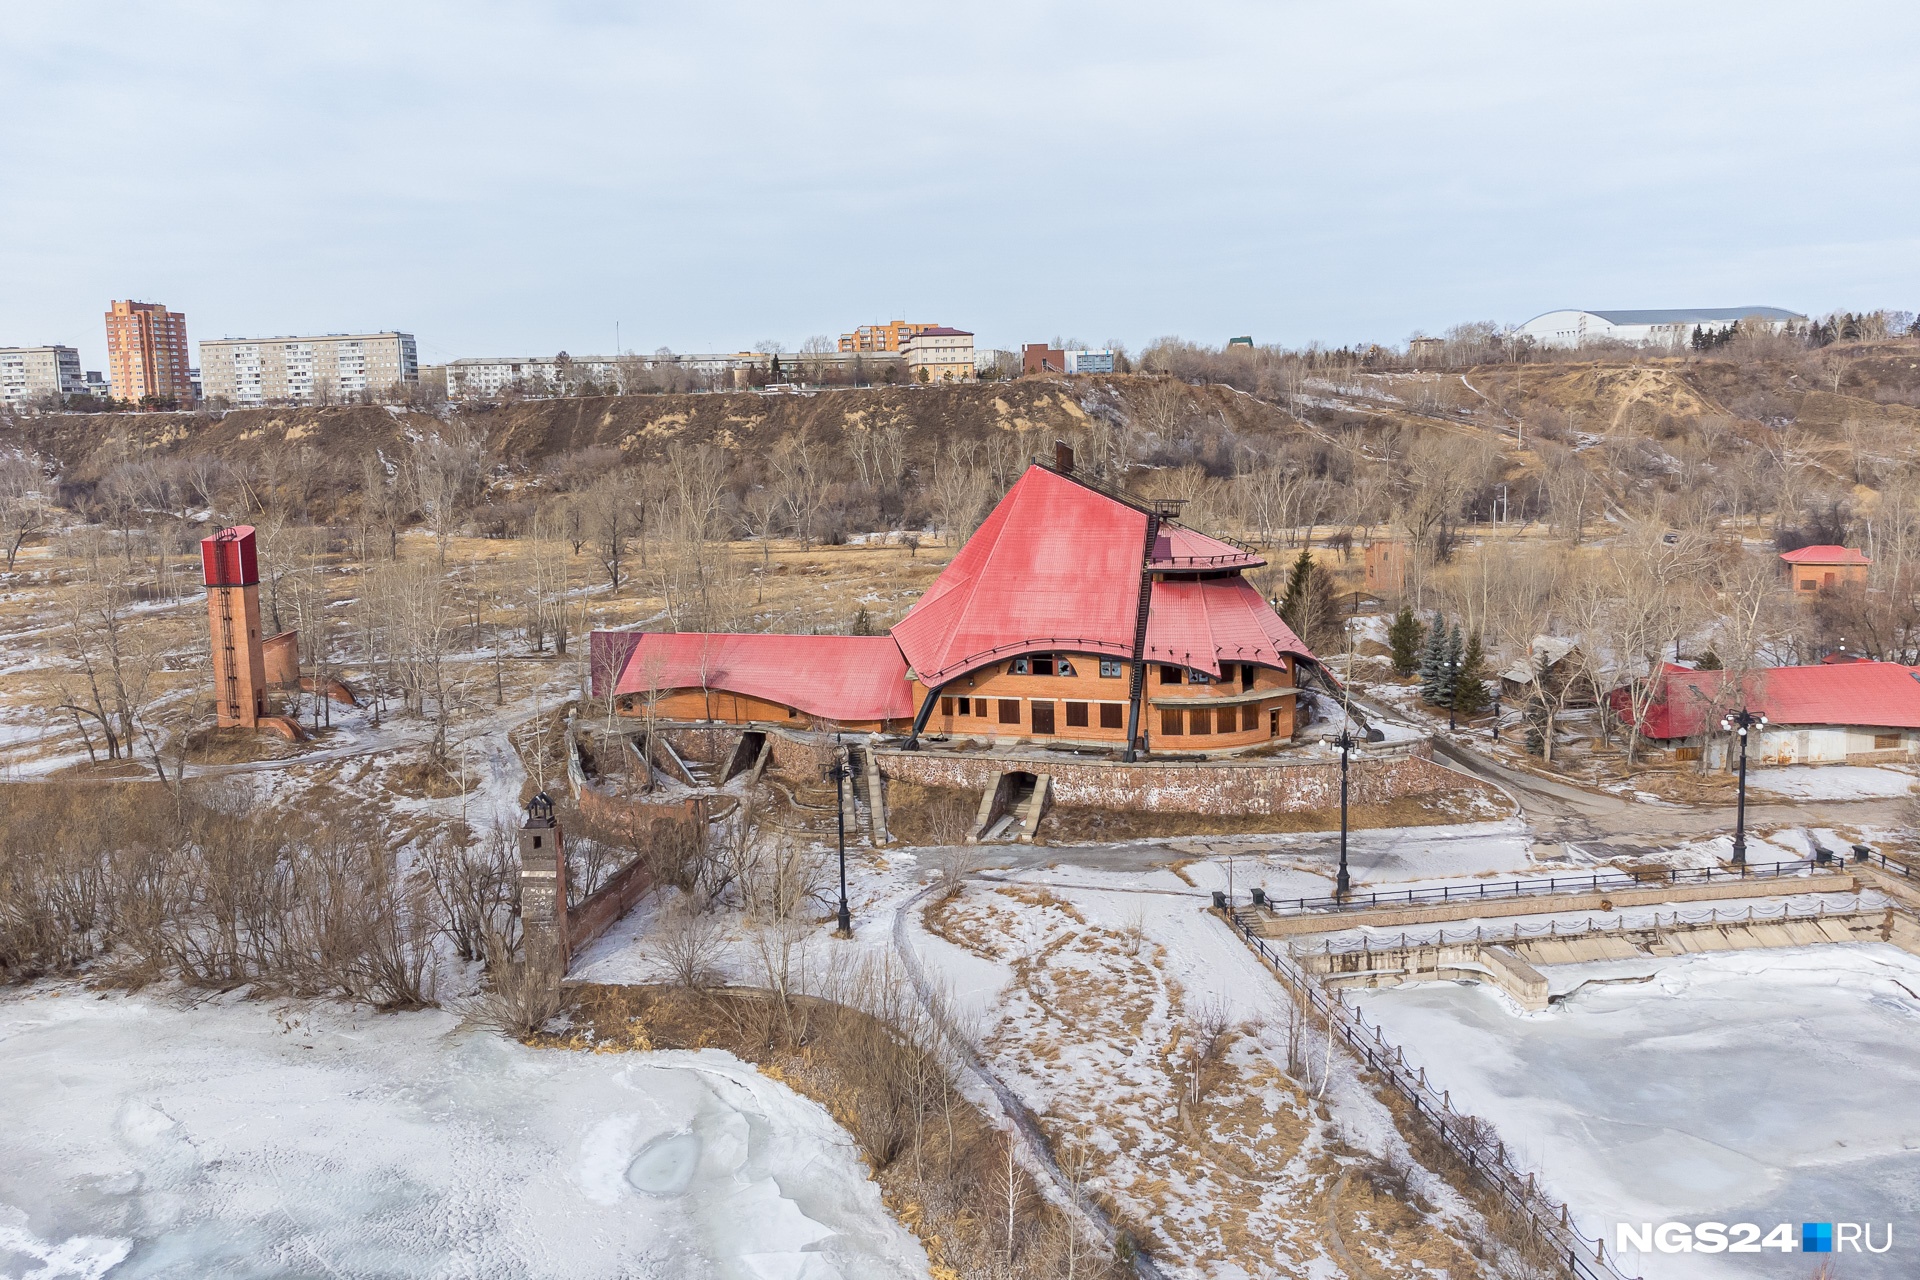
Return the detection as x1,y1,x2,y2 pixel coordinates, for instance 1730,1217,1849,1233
942,696,1127,731
1004,653,1265,689
1162,704,1264,735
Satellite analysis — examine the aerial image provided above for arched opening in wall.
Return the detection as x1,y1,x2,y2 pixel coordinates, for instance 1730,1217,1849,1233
1004,770,1039,811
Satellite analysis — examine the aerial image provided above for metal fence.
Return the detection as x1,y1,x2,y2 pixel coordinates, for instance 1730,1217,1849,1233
1295,893,1885,957
1258,857,1842,916
1226,910,1644,1280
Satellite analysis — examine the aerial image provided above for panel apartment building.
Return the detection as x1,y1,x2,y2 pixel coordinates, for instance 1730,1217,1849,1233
105,300,194,404
0,345,87,405
199,332,419,405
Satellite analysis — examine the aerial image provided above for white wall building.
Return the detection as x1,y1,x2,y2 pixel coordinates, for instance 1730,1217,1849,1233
0,345,86,405
1064,349,1115,374
903,327,974,381
1516,307,1805,350
199,332,418,405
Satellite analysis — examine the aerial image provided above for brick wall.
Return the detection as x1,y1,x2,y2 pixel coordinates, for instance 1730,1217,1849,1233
873,743,1453,816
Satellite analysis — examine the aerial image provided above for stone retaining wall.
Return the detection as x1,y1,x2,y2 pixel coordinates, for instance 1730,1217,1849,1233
873,741,1455,816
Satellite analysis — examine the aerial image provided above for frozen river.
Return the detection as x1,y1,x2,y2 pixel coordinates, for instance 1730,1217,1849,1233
0,986,930,1279
1349,945,1920,1280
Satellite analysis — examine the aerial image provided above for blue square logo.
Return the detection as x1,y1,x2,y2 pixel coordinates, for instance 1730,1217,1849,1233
1802,1223,1833,1253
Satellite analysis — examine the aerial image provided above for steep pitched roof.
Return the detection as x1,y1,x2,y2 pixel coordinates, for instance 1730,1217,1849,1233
1144,577,1313,678
611,633,913,721
891,466,1149,685
1628,662,1920,739
1780,545,1871,566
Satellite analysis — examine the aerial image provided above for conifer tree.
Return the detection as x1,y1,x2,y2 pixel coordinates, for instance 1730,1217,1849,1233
1387,604,1424,677
1279,549,1314,622
1453,631,1492,716
1433,622,1464,707
1418,612,1448,703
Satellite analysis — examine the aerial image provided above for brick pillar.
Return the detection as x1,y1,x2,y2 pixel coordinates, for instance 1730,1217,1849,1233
518,792,569,973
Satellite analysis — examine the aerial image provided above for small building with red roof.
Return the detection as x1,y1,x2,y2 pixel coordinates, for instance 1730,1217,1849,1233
591,457,1321,757
1779,544,1871,596
1616,660,1920,766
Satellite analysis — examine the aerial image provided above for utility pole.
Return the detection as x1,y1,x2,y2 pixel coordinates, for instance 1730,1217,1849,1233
826,746,852,934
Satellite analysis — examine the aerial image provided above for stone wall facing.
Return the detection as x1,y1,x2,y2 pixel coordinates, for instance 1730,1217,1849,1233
873,742,1454,816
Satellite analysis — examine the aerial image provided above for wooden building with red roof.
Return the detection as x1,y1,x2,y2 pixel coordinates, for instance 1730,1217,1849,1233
1779,544,1871,595
590,455,1321,757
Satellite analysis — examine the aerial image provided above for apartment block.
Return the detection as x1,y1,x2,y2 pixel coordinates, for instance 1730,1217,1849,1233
0,345,86,405
105,300,193,404
902,327,975,381
838,320,939,353
198,332,419,406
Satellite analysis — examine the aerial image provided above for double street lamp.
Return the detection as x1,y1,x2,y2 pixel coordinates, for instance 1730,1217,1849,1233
1335,727,1353,897
824,752,853,935
1720,708,1767,868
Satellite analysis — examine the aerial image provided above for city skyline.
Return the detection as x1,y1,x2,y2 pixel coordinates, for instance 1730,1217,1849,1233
4,2,1917,372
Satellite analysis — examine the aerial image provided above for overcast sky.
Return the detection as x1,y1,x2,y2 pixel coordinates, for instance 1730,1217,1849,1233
4,2,1916,370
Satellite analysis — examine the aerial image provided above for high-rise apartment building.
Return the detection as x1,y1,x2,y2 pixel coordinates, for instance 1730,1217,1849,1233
0,346,87,405
105,300,193,405
839,320,940,353
198,332,419,406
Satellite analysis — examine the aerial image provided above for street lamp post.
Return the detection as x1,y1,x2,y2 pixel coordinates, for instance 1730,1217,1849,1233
825,753,852,934
1720,709,1767,868
1335,728,1353,897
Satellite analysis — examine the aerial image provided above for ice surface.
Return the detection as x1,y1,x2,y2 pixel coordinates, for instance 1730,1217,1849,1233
1348,946,1920,1279
0,987,930,1279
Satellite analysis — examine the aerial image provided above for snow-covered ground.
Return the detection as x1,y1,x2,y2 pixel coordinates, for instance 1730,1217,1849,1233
1747,764,1916,800
0,986,930,1280
1348,947,1920,1280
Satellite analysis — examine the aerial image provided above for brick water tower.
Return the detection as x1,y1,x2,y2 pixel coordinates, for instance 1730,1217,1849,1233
201,525,268,728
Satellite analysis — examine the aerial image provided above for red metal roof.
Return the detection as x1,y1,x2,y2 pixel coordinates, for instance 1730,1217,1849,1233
611,633,913,721
892,466,1149,685
1144,576,1314,677
1150,525,1264,571
1627,661,1920,739
1779,545,1871,565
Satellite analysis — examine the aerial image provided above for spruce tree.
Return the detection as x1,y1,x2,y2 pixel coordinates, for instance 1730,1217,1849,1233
1388,604,1424,677
1453,631,1492,716
1279,549,1314,624
1418,612,1448,703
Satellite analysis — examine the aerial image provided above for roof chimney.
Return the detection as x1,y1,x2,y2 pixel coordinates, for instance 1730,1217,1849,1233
1054,440,1074,474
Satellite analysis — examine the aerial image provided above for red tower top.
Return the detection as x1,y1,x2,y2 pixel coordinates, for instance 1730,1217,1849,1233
200,525,259,588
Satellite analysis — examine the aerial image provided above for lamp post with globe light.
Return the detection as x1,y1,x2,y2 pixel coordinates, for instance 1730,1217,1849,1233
824,751,852,935
1721,708,1767,867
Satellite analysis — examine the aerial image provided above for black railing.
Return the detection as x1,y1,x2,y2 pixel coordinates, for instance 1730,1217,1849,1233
1225,910,1644,1280
1259,859,1835,916
1297,893,1878,956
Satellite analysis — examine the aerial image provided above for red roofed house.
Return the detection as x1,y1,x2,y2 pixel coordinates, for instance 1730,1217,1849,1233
591,456,1320,757
1780,544,1871,596
1617,661,1920,766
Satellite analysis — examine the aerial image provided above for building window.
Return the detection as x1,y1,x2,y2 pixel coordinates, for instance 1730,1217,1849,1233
1189,669,1211,685
956,696,970,716
941,697,954,716
1031,655,1054,676
1160,665,1183,684
1160,708,1183,736
1057,657,1076,676
1241,703,1258,731
1190,707,1213,735
1241,664,1256,690
1875,732,1901,750
1011,657,1029,675
1100,659,1123,678
998,699,1020,724
1065,701,1089,728
1100,703,1125,729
